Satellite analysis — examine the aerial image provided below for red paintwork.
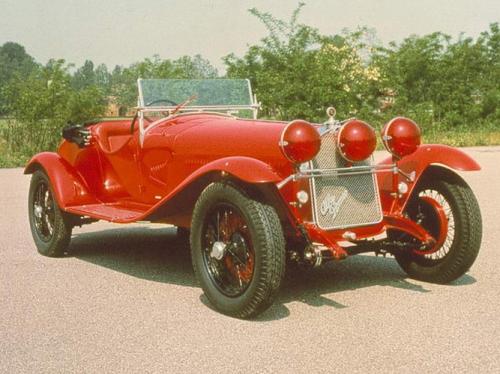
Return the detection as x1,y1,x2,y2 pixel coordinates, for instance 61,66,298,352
25,110,480,259
337,119,377,162
280,120,321,163
384,214,436,247
412,195,449,256
382,117,421,159
26,114,291,219
25,152,98,207
376,144,480,215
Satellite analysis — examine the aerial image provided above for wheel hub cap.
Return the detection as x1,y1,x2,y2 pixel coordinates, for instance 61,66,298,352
210,241,226,260
34,205,43,219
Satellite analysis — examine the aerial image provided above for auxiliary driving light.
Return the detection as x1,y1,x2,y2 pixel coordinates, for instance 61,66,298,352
382,117,421,159
336,119,377,163
280,120,321,164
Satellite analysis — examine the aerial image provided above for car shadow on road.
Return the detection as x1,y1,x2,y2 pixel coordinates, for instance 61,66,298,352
70,226,476,321
71,226,195,287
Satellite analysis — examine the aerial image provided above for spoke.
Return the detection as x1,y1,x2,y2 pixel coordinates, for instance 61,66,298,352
216,211,220,241
236,265,243,288
202,203,254,297
227,246,245,265
420,188,455,260
45,214,53,235
224,210,228,240
37,185,43,206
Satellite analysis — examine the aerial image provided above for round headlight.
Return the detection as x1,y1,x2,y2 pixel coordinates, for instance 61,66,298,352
382,117,421,159
336,119,377,163
280,120,321,164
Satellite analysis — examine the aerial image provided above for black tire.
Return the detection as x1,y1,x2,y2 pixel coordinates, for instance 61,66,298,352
190,182,285,318
28,170,72,257
394,168,482,283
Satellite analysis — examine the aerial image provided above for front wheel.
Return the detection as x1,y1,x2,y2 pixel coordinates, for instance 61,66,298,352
394,168,482,283
28,170,72,257
190,182,285,318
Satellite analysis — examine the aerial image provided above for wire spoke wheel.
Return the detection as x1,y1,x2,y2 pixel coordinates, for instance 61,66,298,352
202,203,254,297
417,189,455,261
190,182,285,318
28,170,72,257
32,181,56,242
406,189,456,262
393,167,482,284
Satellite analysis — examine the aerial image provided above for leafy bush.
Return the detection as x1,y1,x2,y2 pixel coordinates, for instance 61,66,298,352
1,59,106,156
225,4,499,133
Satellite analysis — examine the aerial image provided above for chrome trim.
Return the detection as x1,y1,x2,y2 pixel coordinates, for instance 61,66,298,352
279,120,294,162
326,106,336,124
138,78,145,107
398,168,416,182
276,164,395,189
136,104,260,112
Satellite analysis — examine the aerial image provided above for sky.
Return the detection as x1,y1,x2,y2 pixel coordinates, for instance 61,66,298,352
1,0,499,72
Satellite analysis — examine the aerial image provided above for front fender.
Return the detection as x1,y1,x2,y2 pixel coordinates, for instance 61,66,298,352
24,152,98,208
377,145,480,213
380,144,480,173
144,156,284,226
159,156,283,209
192,156,283,184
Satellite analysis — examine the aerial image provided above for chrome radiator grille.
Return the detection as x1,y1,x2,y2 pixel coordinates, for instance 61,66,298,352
309,129,382,230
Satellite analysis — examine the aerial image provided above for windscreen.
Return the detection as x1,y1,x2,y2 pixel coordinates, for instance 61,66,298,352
138,79,253,108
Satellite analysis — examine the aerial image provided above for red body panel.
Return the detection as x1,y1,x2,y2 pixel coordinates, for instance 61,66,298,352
25,152,98,207
376,144,480,214
25,115,291,221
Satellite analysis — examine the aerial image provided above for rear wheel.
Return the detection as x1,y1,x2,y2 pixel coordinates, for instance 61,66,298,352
28,170,72,257
190,182,285,318
394,169,482,283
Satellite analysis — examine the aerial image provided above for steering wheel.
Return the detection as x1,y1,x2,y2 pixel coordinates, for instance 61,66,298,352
129,113,138,134
129,112,158,134
130,98,178,134
146,98,178,106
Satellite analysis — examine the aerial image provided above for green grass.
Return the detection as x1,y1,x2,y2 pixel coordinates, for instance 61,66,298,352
422,129,500,147
0,119,29,168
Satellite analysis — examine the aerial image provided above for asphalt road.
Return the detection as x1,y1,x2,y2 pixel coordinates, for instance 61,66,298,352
1,147,500,373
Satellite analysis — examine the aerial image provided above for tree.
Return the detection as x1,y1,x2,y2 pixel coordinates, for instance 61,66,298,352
72,60,112,94
71,60,96,90
0,42,37,115
373,23,500,129
3,59,106,154
111,54,218,107
224,4,383,123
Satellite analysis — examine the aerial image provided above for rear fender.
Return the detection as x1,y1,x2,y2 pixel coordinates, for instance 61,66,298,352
377,144,480,213
24,152,98,208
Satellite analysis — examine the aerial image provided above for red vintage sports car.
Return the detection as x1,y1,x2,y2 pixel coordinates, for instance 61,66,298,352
26,79,482,318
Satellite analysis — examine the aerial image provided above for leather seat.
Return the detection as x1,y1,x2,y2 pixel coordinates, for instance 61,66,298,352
94,121,133,154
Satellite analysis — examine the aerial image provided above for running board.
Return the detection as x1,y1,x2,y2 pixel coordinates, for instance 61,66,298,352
65,201,152,223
